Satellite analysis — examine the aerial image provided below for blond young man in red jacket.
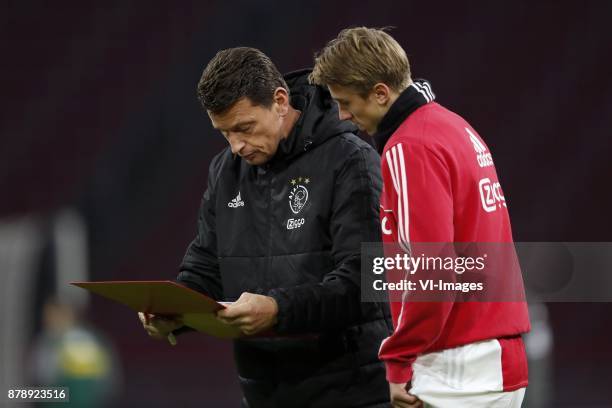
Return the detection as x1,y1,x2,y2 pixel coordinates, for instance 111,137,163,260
311,27,529,408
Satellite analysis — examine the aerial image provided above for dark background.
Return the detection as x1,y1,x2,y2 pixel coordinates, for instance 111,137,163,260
2,1,611,406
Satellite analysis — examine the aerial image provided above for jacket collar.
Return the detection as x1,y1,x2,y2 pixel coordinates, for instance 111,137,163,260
265,69,356,167
373,79,436,154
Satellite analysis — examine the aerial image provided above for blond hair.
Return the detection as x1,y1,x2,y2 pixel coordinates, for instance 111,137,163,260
310,27,411,96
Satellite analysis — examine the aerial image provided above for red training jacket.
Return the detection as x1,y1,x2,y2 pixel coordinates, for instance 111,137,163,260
377,99,530,391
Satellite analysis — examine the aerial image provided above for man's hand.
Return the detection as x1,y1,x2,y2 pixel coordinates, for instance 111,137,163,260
216,292,278,336
389,382,422,408
138,312,183,344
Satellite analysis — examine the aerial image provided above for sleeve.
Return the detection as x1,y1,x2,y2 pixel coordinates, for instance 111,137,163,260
176,159,223,301
267,145,382,334
377,141,455,384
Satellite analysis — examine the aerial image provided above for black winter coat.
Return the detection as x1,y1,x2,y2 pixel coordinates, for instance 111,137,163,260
177,70,391,408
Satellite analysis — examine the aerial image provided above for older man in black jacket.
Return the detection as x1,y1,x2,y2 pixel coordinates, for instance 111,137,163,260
140,47,391,408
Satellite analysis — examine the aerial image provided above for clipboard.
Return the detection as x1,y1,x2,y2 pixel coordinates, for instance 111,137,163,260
71,280,242,339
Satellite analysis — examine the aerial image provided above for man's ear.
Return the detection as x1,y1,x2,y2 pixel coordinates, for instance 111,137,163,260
372,83,392,105
273,87,290,117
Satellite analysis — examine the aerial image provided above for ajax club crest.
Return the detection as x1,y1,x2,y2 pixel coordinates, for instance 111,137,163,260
288,177,310,214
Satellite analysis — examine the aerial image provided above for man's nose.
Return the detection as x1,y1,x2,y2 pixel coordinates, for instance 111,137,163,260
228,135,246,155
339,108,353,121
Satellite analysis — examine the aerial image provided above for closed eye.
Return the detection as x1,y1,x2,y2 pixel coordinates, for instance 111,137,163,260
236,125,253,134
336,100,349,109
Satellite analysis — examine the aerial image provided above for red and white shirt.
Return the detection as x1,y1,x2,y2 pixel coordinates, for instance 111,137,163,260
377,88,530,391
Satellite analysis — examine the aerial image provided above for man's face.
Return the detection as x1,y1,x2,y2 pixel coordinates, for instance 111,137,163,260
209,97,285,165
328,84,386,135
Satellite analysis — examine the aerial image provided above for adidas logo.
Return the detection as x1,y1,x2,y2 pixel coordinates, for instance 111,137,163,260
466,127,493,168
228,192,245,208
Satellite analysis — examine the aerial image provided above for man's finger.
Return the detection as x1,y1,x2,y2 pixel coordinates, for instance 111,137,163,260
143,324,160,335
391,394,421,408
222,316,251,328
235,292,252,303
216,311,241,322
404,393,419,404
217,303,251,320
406,393,421,405
145,328,165,339
393,393,419,404
139,312,150,325
392,400,422,408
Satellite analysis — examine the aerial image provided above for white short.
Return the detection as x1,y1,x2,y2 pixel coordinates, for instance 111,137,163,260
409,339,526,408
